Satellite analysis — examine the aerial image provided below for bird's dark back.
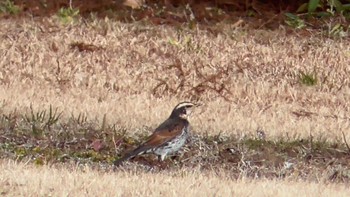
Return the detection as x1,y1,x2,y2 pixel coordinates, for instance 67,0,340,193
154,117,189,134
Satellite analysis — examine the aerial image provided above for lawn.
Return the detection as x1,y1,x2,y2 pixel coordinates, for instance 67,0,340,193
0,9,350,195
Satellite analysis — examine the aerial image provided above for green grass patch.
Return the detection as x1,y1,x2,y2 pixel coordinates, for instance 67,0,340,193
0,0,20,15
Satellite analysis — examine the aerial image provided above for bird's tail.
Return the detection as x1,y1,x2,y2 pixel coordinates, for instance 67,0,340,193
114,146,150,166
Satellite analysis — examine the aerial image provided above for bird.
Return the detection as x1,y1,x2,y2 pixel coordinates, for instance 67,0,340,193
114,101,196,166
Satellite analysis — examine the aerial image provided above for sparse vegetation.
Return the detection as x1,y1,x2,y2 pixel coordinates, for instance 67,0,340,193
297,0,350,16
299,71,318,86
0,0,20,15
56,7,80,24
284,13,306,29
327,22,349,38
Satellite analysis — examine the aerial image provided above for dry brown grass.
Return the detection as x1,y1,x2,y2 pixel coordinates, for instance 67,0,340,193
0,160,349,196
1,15,350,195
1,17,350,141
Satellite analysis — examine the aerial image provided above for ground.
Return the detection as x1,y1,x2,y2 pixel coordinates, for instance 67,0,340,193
0,1,350,196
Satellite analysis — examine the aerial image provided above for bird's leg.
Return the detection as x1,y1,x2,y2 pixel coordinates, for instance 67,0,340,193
156,154,169,170
156,155,164,169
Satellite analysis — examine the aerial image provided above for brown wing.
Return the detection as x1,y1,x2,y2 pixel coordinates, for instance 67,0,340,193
114,119,188,166
142,119,186,147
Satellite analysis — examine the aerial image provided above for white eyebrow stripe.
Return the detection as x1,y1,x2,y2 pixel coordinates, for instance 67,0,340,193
174,102,194,109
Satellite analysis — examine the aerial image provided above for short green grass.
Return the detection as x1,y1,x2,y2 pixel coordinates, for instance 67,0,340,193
0,0,20,15
299,71,318,86
56,7,80,24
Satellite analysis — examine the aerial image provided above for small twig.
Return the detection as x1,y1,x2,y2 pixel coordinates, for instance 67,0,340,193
309,133,313,154
341,131,350,155
69,0,73,9
112,134,118,154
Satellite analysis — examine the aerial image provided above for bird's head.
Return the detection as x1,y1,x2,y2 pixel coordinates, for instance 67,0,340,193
170,102,198,119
